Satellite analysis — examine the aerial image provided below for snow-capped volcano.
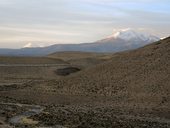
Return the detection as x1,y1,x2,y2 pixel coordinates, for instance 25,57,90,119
94,29,160,52
111,29,159,42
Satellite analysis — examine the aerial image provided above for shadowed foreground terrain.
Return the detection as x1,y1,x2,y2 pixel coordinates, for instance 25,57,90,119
0,37,170,128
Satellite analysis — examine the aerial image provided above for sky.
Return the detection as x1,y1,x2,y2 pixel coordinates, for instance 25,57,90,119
0,0,170,48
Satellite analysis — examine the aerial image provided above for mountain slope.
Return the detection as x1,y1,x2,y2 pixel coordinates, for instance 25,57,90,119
53,37,170,107
0,30,159,56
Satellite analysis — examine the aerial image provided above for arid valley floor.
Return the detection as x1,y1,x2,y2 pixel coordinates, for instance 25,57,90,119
0,37,170,128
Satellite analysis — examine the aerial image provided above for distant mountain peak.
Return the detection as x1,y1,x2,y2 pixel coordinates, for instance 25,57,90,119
23,43,33,48
108,29,160,42
23,43,45,48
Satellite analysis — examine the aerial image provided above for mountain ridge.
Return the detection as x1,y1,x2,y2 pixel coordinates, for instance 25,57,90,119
0,30,160,56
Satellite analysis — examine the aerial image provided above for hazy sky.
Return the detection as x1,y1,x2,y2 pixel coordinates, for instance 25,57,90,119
0,0,170,48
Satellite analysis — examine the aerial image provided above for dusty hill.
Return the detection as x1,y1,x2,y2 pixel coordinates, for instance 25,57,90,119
48,51,111,61
48,51,112,67
0,57,69,80
54,37,170,107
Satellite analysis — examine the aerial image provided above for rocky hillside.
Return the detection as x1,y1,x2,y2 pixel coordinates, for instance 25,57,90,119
54,37,170,107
